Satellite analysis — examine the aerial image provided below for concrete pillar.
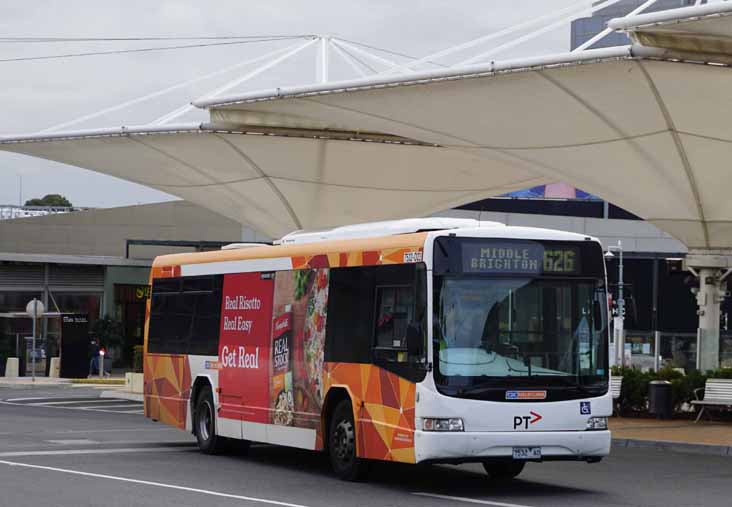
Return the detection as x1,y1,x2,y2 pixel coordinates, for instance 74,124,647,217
49,357,61,378
695,268,726,371
4,358,19,377
685,250,732,372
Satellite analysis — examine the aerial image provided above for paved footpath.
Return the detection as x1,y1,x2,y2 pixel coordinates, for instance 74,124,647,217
1,385,731,507
610,416,732,455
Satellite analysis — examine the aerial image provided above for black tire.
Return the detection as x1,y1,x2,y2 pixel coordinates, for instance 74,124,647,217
328,400,368,481
194,385,225,454
483,461,525,481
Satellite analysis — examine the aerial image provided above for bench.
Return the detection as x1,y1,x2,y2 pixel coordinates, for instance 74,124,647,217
691,378,732,422
611,376,623,415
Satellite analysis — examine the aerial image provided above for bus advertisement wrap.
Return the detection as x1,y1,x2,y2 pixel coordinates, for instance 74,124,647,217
216,269,330,429
218,272,274,423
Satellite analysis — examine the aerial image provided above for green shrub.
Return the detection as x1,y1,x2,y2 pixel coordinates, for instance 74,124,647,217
672,370,707,408
707,368,732,379
613,367,655,413
612,366,707,413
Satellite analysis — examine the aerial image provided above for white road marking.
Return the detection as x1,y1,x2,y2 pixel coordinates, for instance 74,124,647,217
71,407,143,415
45,439,99,445
78,404,142,410
0,459,311,507
0,446,191,457
0,400,143,415
5,397,50,402
413,492,535,507
53,427,178,434
28,399,129,406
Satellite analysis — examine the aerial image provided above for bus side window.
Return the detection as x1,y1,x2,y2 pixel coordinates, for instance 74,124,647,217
374,285,414,362
148,275,223,356
371,264,427,383
325,267,374,364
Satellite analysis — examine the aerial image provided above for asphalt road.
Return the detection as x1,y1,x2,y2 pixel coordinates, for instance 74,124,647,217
0,385,730,507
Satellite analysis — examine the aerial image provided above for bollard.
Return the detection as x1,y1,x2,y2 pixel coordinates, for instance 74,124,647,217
49,357,61,378
4,358,19,378
99,349,105,379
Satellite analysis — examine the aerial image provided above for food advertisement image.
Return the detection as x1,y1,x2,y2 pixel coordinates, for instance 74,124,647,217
271,307,294,426
270,268,329,428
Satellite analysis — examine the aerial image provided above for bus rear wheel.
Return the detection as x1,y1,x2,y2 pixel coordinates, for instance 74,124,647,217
195,385,225,454
482,461,525,481
328,400,368,481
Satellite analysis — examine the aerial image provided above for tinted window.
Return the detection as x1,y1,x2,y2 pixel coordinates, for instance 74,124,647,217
148,275,223,355
325,264,427,382
375,286,415,348
325,267,375,363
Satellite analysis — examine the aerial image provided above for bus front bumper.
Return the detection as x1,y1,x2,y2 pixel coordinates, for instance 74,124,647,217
414,430,611,464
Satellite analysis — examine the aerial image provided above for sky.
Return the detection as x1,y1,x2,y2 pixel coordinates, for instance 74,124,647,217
0,0,702,208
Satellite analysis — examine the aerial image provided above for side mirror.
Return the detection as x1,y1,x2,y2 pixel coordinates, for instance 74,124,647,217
406,322,423,357
593,301,604,331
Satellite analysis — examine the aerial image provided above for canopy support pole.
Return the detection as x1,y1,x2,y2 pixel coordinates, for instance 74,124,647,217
331,39,404,71
458,0,626,65
380,0,617,74
319,36,330,83
151,38,318,125
38,40,310,133
329,40,370,77
685,251,732,371
573,0,659,52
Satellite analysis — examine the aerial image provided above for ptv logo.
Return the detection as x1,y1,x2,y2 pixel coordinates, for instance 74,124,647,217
513,411,543,430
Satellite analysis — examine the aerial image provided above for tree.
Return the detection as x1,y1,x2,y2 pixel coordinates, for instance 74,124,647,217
24,194,72,207
91,316,124,350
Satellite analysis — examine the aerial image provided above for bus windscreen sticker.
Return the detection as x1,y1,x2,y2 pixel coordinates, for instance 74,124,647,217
506,390,547,400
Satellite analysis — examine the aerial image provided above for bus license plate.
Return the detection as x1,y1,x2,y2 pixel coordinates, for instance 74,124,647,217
512,447,541,460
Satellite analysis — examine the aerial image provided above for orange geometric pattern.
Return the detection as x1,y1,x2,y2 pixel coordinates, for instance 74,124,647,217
324,362,416,464
143,354,191,430
291,246,423,270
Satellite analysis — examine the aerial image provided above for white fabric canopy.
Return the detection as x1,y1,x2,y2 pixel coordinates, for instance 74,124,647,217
3,4,732,247
610,2,732,61
0,127,546,238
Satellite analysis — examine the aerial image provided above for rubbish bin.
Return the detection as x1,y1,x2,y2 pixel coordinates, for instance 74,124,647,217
648,380,673,419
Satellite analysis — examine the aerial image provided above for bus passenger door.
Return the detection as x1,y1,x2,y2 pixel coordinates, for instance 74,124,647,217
218,272,274,437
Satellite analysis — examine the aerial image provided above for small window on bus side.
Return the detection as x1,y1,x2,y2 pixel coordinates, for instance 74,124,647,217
148,275,222,356
371,264,427,382
374,285,414,353
325,267,374,364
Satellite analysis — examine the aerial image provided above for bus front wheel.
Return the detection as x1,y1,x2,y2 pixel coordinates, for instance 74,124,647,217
195,386,224,454
482,461,525,481
328,400,368,481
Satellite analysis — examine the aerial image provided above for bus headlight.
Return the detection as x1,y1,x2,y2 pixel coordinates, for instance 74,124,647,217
422,418,464,432
586,417,608,430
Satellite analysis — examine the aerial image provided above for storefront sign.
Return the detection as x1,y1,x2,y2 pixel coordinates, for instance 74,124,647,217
134,286,151,300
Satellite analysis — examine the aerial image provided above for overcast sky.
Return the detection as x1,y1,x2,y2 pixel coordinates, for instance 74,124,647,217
0,0,696,207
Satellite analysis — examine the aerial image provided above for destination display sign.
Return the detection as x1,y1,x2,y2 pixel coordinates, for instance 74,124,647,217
461,241,580,275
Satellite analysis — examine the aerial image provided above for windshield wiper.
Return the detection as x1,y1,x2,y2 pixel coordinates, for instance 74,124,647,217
455,382,500,397
551,376,600,395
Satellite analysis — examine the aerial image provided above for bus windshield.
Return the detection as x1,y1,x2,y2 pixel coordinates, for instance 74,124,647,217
433,275,608,397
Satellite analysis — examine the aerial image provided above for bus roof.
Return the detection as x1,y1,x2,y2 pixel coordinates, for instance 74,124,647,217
152,232,430,269
151,222,598,272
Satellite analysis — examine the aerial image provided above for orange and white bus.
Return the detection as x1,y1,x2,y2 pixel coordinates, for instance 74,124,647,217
144,218,611,481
